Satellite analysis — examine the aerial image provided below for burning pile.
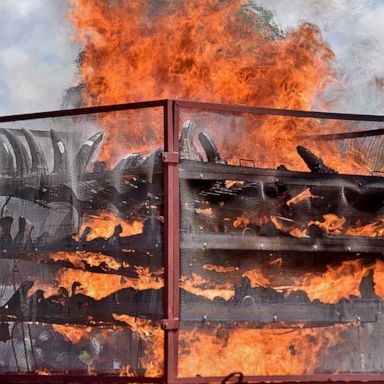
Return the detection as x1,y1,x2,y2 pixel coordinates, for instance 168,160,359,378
0,0,383,379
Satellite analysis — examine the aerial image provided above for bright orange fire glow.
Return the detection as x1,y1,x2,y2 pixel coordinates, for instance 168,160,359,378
69,0,369,173
77,211,143,241
203,264,237,273
287,188,318,206
180,273,234,301
48,251,122,270
290,259,370,304
178,324,347,376
53,324,92,343
242,269,270,288
113,314,163,377
55,267,163,300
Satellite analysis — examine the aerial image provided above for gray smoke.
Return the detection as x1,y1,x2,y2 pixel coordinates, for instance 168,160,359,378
255,0,384,114
0,0,78,115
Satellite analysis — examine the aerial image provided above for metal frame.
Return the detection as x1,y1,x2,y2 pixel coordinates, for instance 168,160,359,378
0,99,384,383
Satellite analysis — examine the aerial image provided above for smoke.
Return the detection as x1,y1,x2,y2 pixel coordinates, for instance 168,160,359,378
0,0,382,115
255,0,384,114
0,0,78,115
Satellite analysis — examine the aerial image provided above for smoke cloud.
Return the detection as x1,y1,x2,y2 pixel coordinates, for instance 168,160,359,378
0,0,382,115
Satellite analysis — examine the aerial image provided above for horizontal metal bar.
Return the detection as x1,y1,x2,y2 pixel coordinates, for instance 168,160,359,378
0,99,168,123
307,128,384,141
180,160,384,188
1,99,384,124
181,233,384,253
181,301,380,323
176,100,384,122
0,127,81,138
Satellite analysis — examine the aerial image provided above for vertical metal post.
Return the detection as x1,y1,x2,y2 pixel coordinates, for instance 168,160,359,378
163,100,180,384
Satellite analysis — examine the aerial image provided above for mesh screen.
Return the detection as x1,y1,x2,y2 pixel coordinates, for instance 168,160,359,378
0,107,164,376
178,106,384,377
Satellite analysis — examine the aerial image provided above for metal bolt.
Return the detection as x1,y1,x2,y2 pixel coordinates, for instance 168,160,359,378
203,315,207,322
199,173,204,179
273,315,278,322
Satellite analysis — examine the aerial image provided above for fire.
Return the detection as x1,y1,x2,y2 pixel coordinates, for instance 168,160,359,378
203,264,237,273
233,215,250,229
52,324,92,343
242,269,270,288
69,0,368,173
292,214,384,238
77,211,143,241
113,314,163,377
286,188,318,206
290,259,370,304
48,251,122,270
178,323,347,376
55,267,163,300
180,273,234,301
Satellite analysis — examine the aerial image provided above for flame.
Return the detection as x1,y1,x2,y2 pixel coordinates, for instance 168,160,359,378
346,216,384,237
48,251,122,270
53,324,92,343
77,211,143,241
69,0,368,173
55,267,163,300
291,214,384,238
180,273,234,301
178,324,347,376
242,269,270,288
203,264,237,273
290,259,370,304
286,188,318,206
113,314,163,377
233,215,250,229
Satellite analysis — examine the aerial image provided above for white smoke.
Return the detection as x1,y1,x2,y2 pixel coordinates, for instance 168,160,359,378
0,0,78,115
255,0,384,114
0,0,382,115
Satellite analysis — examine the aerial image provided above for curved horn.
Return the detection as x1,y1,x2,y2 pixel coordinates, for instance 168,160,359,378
4,129,31,177
113,153,142,172
0,136,15,176
198,132,224,164
50,129,68,174
22,128,48,175
180,120,202,161
297,145,336,174
72,131,103,174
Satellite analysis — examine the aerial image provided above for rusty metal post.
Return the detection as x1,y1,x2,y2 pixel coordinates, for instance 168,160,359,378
163,100,180,384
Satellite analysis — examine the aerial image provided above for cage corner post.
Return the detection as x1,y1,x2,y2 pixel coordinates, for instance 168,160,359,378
163,99,180,384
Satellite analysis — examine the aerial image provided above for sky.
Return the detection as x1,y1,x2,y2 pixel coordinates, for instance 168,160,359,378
0,0,383,115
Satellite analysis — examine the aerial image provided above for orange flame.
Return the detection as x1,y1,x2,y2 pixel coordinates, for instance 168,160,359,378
178,324,347,376
48,251,122,270
290,259,370,304
113,314,163,377
180,273,234,301
55,267,163,300
77,211,143,240
69,0,368,173
52,324,92,343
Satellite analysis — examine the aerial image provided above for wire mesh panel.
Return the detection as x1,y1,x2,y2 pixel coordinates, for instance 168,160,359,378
177,102,384,379
0,105,164,377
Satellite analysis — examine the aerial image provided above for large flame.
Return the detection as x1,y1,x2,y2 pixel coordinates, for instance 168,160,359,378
178,323,347,376
69,0,368,173
77,211,144,241
113,314,163,377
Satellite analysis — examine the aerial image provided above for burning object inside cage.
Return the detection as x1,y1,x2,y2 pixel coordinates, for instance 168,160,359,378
0,101,384,381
